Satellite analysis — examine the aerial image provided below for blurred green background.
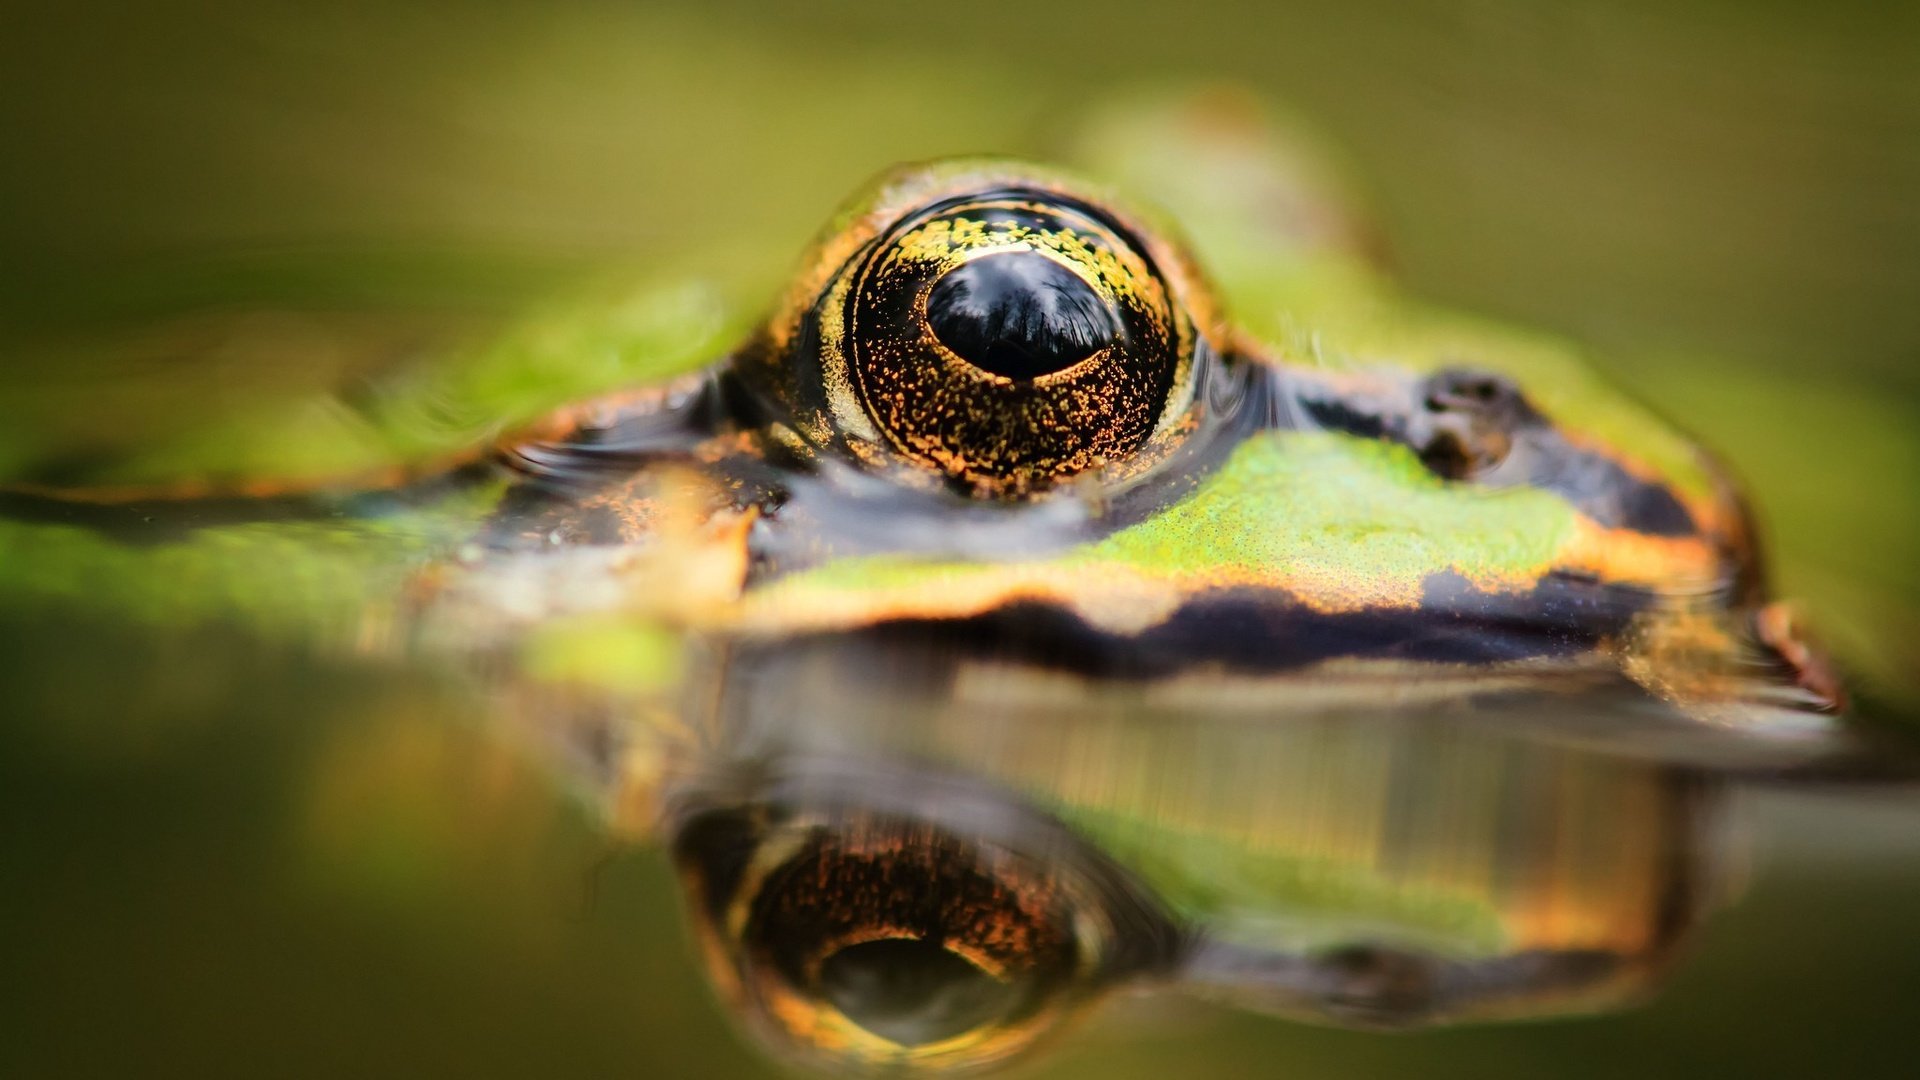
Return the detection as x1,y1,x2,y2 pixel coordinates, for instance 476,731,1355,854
3,1,1918,1077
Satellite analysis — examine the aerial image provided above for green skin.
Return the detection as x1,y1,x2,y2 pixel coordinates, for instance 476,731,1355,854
0,97,1819,1045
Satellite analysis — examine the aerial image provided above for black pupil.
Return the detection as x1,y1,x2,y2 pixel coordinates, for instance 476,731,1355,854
925,251,1122,381
816,938,1022,1047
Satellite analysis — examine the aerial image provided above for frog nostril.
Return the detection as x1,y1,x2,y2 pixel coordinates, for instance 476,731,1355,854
1425,369,1518,413
1415,368,1531,479
926,251,1122,381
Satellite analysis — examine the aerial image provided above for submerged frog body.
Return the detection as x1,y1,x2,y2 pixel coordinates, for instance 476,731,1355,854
0,99,1858,1077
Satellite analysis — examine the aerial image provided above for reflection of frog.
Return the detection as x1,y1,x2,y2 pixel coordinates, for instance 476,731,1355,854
0,94,1858,1078
667,650,1734,1073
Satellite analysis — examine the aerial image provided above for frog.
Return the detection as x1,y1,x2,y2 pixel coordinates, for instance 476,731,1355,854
0,99,1840,713
0,90,1856,1077
417,149,1837,725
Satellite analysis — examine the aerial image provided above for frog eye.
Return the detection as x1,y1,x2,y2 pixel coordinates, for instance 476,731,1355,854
811,185,1202,495
677,812,1093,1071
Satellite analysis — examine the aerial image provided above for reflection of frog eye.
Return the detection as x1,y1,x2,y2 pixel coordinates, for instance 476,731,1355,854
804,183,1207,496
675,811,1106,1072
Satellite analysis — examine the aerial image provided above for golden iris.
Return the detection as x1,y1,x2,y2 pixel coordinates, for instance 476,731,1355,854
808,182,1202,496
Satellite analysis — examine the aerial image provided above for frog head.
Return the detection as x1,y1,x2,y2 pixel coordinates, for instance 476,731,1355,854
492,154,1827,719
